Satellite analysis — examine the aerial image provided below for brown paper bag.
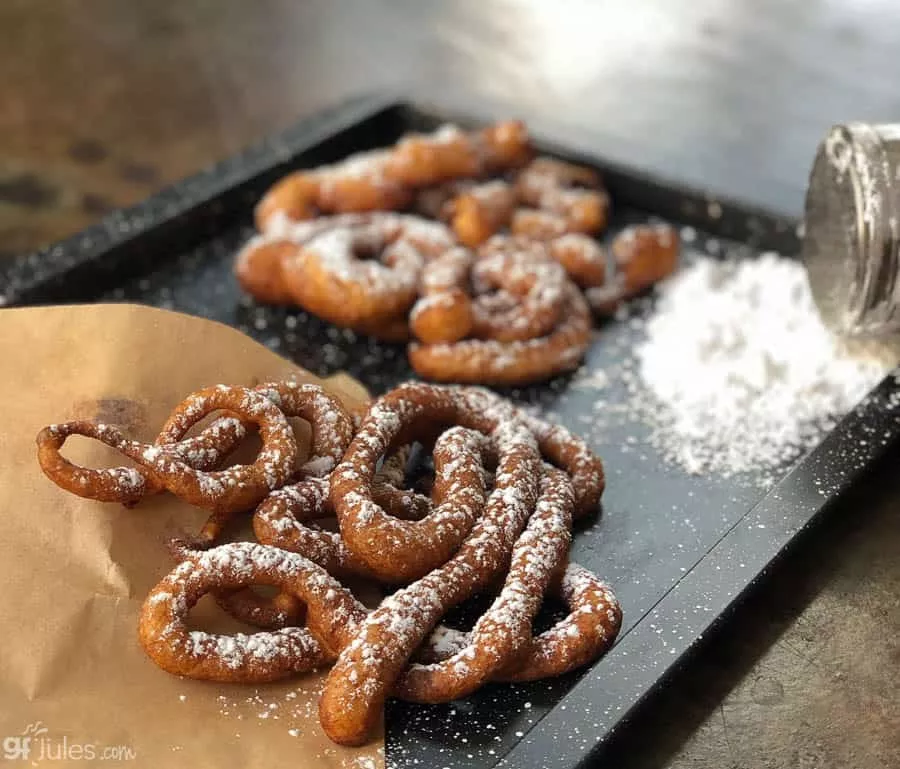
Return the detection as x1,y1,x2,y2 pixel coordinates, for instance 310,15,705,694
0,304,383,769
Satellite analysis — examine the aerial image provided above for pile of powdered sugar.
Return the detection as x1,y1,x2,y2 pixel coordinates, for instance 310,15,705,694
633,252,896,479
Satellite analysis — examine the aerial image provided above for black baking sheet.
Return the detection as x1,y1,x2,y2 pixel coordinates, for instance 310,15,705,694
3,96,899,769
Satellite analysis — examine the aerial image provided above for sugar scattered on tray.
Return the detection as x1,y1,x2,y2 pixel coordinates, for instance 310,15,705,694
633,253,897,481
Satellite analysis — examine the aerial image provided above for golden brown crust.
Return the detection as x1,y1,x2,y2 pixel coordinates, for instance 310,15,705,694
385,126,483,187
255,152,411,231
177,384,358,627
510,208,572,240
409,285,591,386
391,466,575,703
414,562,622,682
320,385,543,745
408,235,588,385
498,563,622,681
409,288,474,344
460,386,605,518
36,411,248,506
477,119,534,172
613,222,680,294
255,171,321,229
139,543,365,682
411,182,469,220
37,381,353,553
233,238,297,305
469,247,568,341
514,156,610,237
329,384,526,583
448,180,517,247
549,232,608,289
284,225,419,325
37,385,297,515
384,121,533,188
245,214,455,330
255,122,531,232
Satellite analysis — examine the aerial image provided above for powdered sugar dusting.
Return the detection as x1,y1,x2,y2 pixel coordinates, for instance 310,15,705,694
291,215,452,301
140,542,366,679
397,467,573,695
322,384,543,724
635,254,896,479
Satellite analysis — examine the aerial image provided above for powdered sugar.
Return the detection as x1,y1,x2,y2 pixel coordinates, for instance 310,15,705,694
291,215,452,302
302,455,336,476
398,467,573,693
635,253,896,479
140,542,366,680
420,247,473,294
321,384,544,722
409,292,458,321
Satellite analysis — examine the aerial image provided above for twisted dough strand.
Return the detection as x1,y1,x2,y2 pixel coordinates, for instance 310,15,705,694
37,386,297,514
392,466,575,703
330,382,538,583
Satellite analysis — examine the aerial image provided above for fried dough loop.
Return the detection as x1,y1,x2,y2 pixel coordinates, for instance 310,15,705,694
37,385,297,515
585,223,682,318
513,156,610,238
613,222,681,295
236,213,456,340
238,122,538,344
239,120,682,379
38,380,620,747
256,121,532,232
281,214,454,329
385,121,533,187
330,383,538,584
139,542,366,681
255,150,412,231
446,179,518,247
317,380,617,746
409,238,592,385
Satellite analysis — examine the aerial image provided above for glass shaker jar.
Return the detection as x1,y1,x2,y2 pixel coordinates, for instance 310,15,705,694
803,122,900,340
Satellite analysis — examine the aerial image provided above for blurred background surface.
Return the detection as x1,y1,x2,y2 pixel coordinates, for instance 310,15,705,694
1,2,897,767
6,0,900,255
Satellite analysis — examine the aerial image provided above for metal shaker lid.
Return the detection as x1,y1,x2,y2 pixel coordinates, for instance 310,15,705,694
802,124,878,333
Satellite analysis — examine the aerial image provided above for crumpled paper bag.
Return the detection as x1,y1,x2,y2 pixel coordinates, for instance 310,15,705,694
0,304,382,769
